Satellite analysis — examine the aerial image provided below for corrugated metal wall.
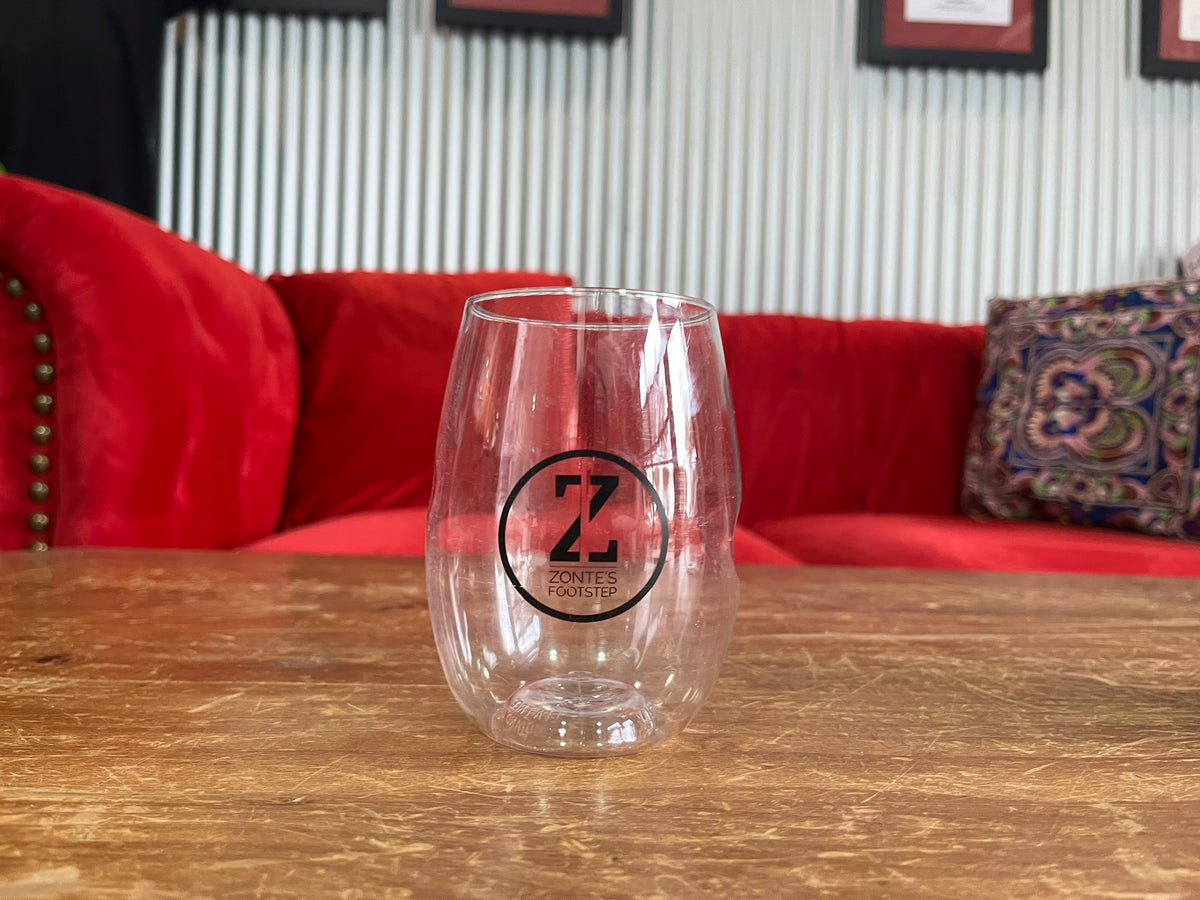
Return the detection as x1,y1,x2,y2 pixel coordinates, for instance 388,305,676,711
158,0,1200,322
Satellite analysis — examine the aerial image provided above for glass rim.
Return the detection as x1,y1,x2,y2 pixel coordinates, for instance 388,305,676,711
464,286,717,328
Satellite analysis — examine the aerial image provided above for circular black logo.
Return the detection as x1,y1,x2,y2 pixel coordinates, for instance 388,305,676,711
498,450,669,623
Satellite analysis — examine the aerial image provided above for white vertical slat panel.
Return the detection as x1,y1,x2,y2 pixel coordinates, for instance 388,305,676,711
444,30,469,271
297,19,322,271
339,19,365,269
502,37,527,271
483,33,507,271
936,71,962,320
1056,0,1080,291
277,16,304,274
820,9,849,320
216,15,240,261
174,14,200,241
755,0,788,315
636,0,667,293
805,3,836,316
702,0,729,308
400,4,425,272
994,73,1021,297
875,68,904,318
834,8,863,320
660,2,690,296
157,20,179,229
380,6,404,272
854,46,884,319
917,71,945,321
258,16,283,272
898,72,925,320
540,39,567,276
1015,76,1042,297
1110,7,1135,284
976,73,1003,315
779,1,809,317
1074,10,1099,289
562,39,589,283
359,20,386,270
601,29,628,287
958,73,984,322
680,2,708,300
318,19,343,271
1170,81,1193,265
522,35,547,273
237,16,262,271
195,12,221,250
162,0,1200,321
419,20,445,272
583,39,609,286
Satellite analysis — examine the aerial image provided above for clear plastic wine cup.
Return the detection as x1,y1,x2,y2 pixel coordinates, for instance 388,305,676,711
426,287,741,757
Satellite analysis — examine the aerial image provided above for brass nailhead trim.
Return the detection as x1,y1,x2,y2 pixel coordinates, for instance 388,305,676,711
33,393,53,414
34,363,54,384
30,541,50,553
29,454,50,475
23,302,42,322
31,424,52,444
29,482,50,502
28,513,50,533
32,333,51,353
4,277,24,298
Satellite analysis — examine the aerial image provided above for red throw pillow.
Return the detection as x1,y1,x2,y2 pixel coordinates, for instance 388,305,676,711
719,314,986,527
269,270,572,530
0,176,298,550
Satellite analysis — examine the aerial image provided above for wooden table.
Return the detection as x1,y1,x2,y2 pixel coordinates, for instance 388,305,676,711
1,551,1198,897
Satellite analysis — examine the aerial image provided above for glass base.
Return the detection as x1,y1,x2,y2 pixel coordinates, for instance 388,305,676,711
490,672,662,757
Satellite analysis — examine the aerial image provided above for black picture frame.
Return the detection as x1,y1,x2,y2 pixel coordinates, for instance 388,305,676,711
227,0,386,15
858,0,1048,72
434,0,625,37
1141,0,1200,79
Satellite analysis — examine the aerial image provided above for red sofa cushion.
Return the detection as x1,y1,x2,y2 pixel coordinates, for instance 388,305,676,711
0,176,298,550
719,314,985,528
246,508,429,556
268,270,573,531
247,507,800,565
756,512,1200,576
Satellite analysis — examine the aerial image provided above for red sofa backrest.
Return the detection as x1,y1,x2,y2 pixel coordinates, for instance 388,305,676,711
719,313,986,526
266,270,574,531
0,176,299,550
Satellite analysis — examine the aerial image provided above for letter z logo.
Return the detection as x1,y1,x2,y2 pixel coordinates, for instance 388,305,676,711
499,449,669,623
549,474,620,563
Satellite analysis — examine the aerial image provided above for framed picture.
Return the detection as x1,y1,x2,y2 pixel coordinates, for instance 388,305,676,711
858,0,1049,71
1141,0,1200,78
434,0,625,37
227,0,386,14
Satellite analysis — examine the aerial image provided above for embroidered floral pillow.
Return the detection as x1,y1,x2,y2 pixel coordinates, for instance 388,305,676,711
962,280,1200,541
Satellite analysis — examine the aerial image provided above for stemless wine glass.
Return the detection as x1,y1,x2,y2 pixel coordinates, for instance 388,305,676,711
426,287,740,757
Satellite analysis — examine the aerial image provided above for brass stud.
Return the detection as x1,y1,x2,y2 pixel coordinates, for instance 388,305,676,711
28,512,50,533
29,482,49,502
29,454,50,475
32,333,51,353
33,393,53,414
31,424,52,444
34,363,54,384
5,277,24,298
23,302,42,322
30,541,50,552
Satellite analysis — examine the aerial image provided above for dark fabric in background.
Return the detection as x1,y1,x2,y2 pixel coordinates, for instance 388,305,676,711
0,1,227,217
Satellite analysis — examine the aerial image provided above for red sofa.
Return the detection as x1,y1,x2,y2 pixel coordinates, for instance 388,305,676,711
5,176,1200,576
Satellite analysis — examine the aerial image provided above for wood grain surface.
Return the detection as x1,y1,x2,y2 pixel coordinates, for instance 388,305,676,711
1,550,1198,898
